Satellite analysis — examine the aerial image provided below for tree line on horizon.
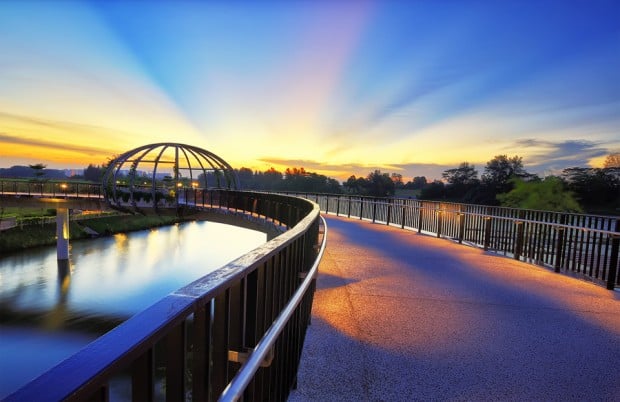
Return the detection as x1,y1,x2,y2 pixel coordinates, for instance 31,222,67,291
2,153,618,214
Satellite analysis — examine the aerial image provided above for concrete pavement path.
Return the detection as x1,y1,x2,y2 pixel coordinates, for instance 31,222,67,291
289,215,620,402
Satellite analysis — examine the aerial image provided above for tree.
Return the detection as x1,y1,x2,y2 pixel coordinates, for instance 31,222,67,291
419,180,445,200
366,170,395,197
561,167,619,213
257,167,283,190
83,164,104,182
236,167,254,189
478,155,535,204
482,155,531,193
440,162,480,201
391,173,404,189
442,162,478,186
29,163,47,180
343,175,368,195
497,177,582,212
342,171,394,196
405,176,427,190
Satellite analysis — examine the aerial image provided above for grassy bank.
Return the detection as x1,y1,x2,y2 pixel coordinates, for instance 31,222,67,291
0,214,188,254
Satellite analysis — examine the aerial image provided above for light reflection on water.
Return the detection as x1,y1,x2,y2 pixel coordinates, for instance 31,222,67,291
0,220,266,398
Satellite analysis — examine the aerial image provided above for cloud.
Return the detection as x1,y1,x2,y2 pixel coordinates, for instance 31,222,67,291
0,133,112,156
511,138,610,174
0,112,137,156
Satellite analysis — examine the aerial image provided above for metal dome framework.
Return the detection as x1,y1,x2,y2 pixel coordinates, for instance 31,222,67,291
102,143,238,211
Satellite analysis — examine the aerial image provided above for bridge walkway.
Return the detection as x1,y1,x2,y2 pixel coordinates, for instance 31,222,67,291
289,215,620,401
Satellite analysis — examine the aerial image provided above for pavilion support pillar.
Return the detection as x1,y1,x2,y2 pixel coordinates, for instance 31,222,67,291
56,207,70,260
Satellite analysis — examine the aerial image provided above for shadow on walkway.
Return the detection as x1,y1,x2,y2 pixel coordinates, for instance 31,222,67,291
289,215,620,401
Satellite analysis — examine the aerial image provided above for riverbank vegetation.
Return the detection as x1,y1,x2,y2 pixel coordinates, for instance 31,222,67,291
0,214,187,254
237,154,619,215
2,153,618,214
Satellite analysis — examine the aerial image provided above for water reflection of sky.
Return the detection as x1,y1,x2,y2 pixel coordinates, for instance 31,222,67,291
0,220,266,398
1,220,266,317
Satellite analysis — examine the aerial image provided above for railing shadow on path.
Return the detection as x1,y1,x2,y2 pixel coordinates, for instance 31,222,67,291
289,215,620,402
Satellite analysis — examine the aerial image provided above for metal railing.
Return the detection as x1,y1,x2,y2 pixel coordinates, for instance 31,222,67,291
289,193,619,290
5,190,324,401
0,179,103,198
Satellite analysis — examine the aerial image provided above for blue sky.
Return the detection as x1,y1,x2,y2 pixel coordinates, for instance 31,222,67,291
0,0,618,180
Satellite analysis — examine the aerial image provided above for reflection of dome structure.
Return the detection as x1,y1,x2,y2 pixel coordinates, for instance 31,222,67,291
102,143,238,211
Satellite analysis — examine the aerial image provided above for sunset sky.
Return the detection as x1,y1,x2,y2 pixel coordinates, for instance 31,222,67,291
1,1,618,181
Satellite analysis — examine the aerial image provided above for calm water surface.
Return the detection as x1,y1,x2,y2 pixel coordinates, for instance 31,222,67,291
0,220,266,398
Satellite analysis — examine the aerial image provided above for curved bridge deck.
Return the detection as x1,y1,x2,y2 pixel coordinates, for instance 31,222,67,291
290,215,620,401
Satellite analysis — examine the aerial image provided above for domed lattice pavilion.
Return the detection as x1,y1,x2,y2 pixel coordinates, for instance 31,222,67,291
102,143,238,212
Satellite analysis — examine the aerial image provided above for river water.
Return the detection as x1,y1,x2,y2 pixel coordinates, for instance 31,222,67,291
0,220,266,398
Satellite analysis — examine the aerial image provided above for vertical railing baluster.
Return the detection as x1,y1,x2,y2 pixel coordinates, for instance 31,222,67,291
212,292,229,398
554,215,567,272
132,348,154,402
606,220,619,290
192,302,211,402
483,214,492,251
347,196,352,218
227,280,244,386
336,196,340,216
88,385,109,402
372,199,377,223
359,197,363,220
514,210,525,260
458,210,465,244
436,208,443,238
165,321,186,401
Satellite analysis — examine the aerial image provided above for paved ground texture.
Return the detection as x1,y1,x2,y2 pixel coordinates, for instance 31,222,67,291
288,215,620,402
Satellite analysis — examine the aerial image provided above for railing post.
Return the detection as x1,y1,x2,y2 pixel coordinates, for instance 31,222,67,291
192,302,210,401
554,215,567,272
417,203,424,233
359,198,364,220
514,211,526,260
325,196,329,214
458,211,465,244
483,216,492,251
165,322,186,401
401,204,406,229
386,199,392,226
436,207,443,238
347,196,352,218
372,199,377,223
132,348,154,402
336,196,340,216
606,220,620,290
